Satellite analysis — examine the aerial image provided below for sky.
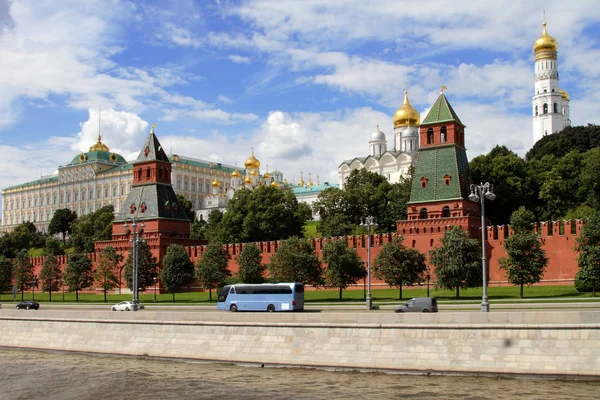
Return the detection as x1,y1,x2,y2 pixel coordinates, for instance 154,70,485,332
1,0,600,200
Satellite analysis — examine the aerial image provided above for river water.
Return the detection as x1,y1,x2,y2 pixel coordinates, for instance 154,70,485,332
0,348,598,399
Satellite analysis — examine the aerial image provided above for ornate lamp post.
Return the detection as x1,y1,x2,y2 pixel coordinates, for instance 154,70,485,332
123,217,145,311
426,266,431,298
32,275,37,301
360,216,378,310
468,182,496,312
62,278,65,302
153,276,158,303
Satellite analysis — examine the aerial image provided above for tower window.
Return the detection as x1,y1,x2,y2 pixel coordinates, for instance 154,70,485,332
543,103,548,114
440,126,447,143
535,105,538,116
442,206,450,218
443,174,451,186
420,177,428,188
427,128,434,144
137,168,142,180
553,103,558,113
419,208,428,219
544,89,547,93
146,167,151,179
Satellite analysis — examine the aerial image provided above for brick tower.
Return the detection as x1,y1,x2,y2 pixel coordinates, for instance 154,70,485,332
397,89,481,243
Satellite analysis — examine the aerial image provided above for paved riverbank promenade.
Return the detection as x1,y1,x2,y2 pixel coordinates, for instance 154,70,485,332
1,310,599,378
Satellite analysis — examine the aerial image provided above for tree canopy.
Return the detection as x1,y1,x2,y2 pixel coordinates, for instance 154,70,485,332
39,254,63,302
0,256,12,296
70,205,115,253
575,211,600,296
124,241,158,293
160,244,194,302
269,237,323,287
177,193,196,222
64,253,94,302
235,243,266,284
12,249,34,301
95,246,123,302
48,208,78,243
195,242,231,302
321,239,365,301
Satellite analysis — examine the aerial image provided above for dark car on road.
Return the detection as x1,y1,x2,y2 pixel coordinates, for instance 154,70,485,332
394,297,438,313
16,301,40,310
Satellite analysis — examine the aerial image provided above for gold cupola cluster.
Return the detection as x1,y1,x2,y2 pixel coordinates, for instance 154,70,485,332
533,21,558,54
89,134,109,152
559,89,569,101
211,177,221,188
245,150,260,169
231,169,242,178
393,91,420,128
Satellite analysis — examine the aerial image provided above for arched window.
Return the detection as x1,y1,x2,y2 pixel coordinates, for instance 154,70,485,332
146,167,151,179
419,208,428,219
440,126,447,143
420,177,428,188
411,240,416,248
427,128,434,144
137,168,142,180
121,184,125,196
443,175,451,186
430,239,434,247
553,103,558,113
112,185,117,197
535,105,538,116
442,206,450,217
543,103,548,114
104,187,109,198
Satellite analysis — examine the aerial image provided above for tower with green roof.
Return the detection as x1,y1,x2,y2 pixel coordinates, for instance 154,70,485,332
400,89,480,226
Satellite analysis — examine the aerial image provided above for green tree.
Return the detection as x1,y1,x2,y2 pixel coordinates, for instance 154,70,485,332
196,242,231,302
575,211,600,296
429,227,481,298
43,236,65,256
64,253,94,302
48,208,78,244
321,239,365,301
70,205,114,253
160,244,194,302
124,241,158,292
578,147,600,210
0,256,12,301
177,193,196,222
372,237,427,300
499,207,548,298
269,237,323,287
344,169,394,232
191,209,223,242
236,243,266,284
39,254,63,302
12,250,34,301
313,187,353,237
219,186,308,243
539,150,583,219
95,246,123,303
526,124,600,162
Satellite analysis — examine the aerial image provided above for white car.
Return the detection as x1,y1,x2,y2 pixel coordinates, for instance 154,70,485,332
111,301,135,311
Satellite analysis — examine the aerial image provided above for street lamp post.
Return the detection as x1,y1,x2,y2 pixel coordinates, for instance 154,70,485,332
426,267,431,298
62,279,65,302
360,216,378,311
123,217,145,311
32,275,37,301
153,277,158,303
468,182,496,312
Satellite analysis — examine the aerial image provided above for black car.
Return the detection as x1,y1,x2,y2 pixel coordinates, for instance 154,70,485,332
16,301,39,310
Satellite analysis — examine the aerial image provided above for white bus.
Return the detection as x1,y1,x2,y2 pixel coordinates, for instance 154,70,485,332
217,283,304,312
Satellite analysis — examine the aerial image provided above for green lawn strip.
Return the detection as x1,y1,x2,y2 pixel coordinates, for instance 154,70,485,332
2,285,598,305
303,221,321,239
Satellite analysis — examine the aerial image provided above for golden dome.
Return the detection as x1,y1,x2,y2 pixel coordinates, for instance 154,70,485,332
231,169,242,178
211,178,221,188
245,150,260,169
244,176,253,184
263,172,271,179
393,91,420,127
89,135,109,152
298,178,305,186
250,168,258,176
307,180,314,187
533,22,558,54
271,180,280,188
559,89,569,100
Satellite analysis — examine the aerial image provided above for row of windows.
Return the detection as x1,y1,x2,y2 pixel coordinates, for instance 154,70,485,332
4,201,119,225
419,207,450,219
6,184,132,210
534,103,562,116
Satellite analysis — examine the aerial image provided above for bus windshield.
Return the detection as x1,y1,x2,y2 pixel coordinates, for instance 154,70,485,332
217,283,304,312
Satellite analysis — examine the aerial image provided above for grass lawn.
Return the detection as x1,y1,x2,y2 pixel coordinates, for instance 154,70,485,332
2,285,598,305
303,221,321,239
28,243,75,257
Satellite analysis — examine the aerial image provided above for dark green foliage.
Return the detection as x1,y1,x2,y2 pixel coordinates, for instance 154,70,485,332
176,193,196,222
539,150,583,219
322,239,366,301
526,124,600,161
269,237,323,287
95,246,123,303
312,187,354,237
574,270,595,293
578,147,600,210
195,242,231,302
48,208,77,243
191,209,223,241
0,222,46,258
124,241,158,292
429,227,481,298
499,207,548,298
70,205,115,253
43,236,65,256
218,186,309,243
0,256,12,295
64,253,94,302
575,211,600,296
373,237,427,300
12,250,34,301
39,254,63,302
160,244,194,302
236,243,266,284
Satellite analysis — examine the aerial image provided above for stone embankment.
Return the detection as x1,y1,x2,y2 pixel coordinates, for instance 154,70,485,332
1,310,598,378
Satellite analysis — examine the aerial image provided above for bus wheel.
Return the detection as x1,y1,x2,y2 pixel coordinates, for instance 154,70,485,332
230,304,238,312
267,304,275,312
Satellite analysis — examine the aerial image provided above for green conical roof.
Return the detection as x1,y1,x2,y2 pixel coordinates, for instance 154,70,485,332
421,93,464,126
136,126,170,163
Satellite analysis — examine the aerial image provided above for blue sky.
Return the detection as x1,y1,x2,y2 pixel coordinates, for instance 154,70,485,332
1,0,600,199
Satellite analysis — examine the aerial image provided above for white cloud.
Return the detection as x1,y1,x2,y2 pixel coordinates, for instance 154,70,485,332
229,54,251,64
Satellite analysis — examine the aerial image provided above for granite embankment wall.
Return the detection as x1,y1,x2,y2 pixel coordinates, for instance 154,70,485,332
1,310,599,377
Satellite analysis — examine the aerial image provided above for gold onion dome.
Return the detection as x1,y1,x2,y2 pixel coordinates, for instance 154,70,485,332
249,169,258,176
298,178,305,186
393,91,420,127
231,169,242,178
559,89,569,100
307,180,314,187
89,135,109,152
244,176,253,184
245,151,260,169
533,22,558,54
211,178,221,188
263,172,271,179
271,180,280,188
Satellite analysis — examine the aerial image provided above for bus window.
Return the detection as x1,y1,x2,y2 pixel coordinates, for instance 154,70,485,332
217,285,231,303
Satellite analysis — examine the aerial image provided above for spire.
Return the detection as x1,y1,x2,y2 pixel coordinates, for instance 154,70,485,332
421,89,464,126
136,124,170,162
